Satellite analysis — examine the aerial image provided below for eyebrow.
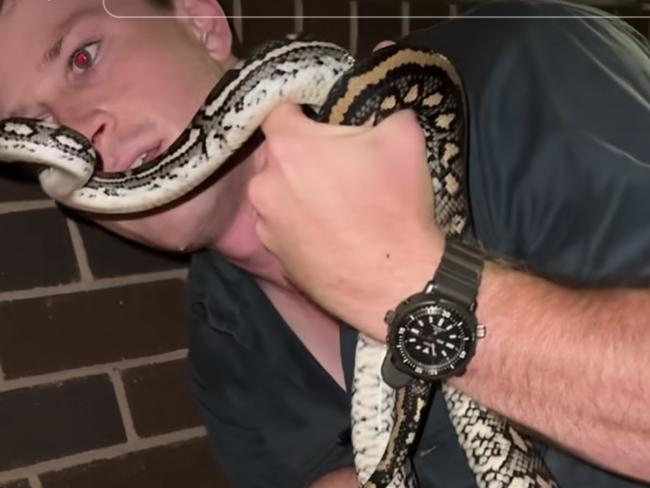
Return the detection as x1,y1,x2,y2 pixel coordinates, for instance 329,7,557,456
42,36,66,66
40,11,90,69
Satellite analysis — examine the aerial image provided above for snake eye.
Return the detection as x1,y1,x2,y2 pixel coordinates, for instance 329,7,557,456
70,42,100,73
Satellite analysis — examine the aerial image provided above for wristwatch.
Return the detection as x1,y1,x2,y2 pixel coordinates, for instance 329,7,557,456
381,237,486,389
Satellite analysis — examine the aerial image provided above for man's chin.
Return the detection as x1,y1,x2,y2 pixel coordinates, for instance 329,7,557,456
95,218,201,254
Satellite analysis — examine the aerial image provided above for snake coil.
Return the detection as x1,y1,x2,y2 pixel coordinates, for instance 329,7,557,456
0,37,558,488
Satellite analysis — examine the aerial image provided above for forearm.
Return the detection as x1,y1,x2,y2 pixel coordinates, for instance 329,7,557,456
308,467,358,487
450,263,650,481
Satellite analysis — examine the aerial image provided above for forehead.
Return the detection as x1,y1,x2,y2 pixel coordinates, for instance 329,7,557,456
0,1,101,53
0,0,103,106
0,0,163,59
0,0,101,28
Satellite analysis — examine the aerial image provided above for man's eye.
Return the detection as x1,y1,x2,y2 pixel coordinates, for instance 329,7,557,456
69,42,100,73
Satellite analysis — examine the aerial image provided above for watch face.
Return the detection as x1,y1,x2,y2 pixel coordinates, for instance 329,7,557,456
392,300,475,380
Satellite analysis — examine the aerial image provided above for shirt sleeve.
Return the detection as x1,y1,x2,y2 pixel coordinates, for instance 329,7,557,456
402,0,650,285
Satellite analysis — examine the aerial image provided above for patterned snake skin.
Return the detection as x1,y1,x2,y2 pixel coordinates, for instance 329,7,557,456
0,37,558,488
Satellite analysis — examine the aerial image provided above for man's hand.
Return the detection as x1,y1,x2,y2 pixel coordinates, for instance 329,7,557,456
251,103,444,339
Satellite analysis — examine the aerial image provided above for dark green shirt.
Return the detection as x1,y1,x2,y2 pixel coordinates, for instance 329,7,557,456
188,1,650,486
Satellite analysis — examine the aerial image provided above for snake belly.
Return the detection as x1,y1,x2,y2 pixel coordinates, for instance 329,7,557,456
0,37,558,488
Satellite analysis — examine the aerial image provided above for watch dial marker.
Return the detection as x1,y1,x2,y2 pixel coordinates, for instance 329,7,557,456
394,303,474,379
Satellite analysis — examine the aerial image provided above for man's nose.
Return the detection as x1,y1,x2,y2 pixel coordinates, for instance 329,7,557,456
50,104,117,169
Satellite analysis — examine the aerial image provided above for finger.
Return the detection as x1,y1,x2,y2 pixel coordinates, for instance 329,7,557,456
371,109,422,149
372,40,395,52
254,217,272,250
261,102,307,135
247,165,283,217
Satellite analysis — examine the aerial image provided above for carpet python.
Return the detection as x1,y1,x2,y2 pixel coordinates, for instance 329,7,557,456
0,37,558,488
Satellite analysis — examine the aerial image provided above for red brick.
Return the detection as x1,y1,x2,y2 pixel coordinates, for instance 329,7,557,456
0,375,125,470
72,216,188,279
122,359,203,438
303,0,351,50
408,1,451,34
240,0,294,53
357,0,403,55
40,438,230,488
0,209,78,292
0,166,46,203
0,480,30,488
0,280,188,379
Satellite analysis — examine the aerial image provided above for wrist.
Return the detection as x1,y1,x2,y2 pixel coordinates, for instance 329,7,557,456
382,236,486,386
356,229,444,342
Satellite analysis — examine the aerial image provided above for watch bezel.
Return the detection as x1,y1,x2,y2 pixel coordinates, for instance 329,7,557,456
387,291,479,381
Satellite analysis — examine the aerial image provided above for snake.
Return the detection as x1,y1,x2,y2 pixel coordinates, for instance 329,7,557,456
0,37,559,488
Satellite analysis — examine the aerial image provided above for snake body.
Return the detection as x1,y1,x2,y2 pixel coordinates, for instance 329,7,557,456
0,38,558,488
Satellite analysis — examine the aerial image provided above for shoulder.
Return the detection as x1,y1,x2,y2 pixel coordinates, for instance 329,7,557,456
461,0,611,16
400,1,650,283
401,0,648,69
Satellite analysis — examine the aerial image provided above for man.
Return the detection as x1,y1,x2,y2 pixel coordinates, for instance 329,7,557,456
0,0,648,486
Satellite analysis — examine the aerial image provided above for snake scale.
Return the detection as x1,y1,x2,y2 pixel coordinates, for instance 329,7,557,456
0,37,558,488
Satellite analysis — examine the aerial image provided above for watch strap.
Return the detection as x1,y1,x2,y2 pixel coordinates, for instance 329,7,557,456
426,238,484,310
381,353,413,389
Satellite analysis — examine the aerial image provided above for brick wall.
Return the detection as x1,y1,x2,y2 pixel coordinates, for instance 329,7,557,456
0,1,648,487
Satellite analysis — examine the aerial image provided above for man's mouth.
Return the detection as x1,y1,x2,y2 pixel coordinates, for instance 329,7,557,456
130,143,161,170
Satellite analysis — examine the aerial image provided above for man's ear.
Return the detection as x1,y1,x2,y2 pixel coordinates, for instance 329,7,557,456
173,0,233,62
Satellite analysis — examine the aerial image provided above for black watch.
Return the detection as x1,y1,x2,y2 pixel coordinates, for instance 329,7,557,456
381,237,486,388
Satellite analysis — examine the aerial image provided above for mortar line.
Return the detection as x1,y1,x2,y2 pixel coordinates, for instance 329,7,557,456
0,200,55,215
65,218,94,284
294,0,304,34
232,0,243,45
350,0,358,55
0,268,187,303
109,368,139,443
0,349,188,393
28,475,42,488
401,1,410,37
0,427,207,483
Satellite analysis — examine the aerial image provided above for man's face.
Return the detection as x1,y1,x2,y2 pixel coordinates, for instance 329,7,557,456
0,0,256,253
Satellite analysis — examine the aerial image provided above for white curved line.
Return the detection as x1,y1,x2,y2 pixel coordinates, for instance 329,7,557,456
99,1,633,19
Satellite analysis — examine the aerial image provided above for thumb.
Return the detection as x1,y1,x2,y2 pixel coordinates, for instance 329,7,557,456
261,102,307,136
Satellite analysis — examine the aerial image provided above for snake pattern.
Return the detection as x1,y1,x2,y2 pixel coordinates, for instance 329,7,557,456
0,37,558,488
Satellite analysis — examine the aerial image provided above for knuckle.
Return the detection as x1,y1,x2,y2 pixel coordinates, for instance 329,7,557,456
247,175,269,213
254,220,271,248
263,133,292,166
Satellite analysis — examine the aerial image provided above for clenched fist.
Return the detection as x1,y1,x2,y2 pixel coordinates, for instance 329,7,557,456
251,103,444,340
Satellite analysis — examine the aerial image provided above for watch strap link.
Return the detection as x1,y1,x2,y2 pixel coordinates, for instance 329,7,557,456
426,238,484,309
